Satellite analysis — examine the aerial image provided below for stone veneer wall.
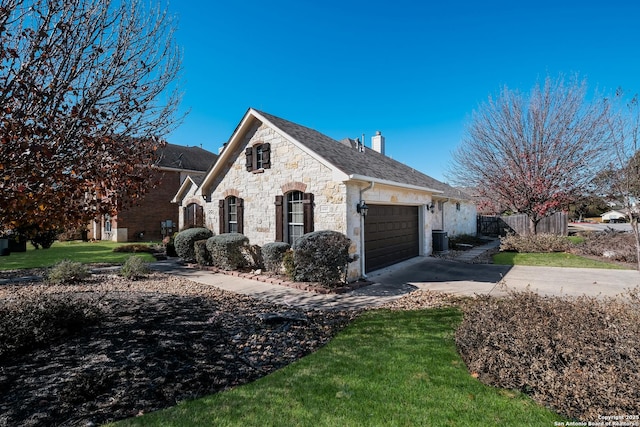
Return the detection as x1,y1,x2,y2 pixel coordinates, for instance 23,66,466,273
203,122,349,253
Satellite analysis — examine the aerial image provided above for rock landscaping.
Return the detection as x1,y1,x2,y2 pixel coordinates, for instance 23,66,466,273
0,273,358,426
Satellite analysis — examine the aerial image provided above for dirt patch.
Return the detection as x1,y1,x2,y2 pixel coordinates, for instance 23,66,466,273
0,273,356,426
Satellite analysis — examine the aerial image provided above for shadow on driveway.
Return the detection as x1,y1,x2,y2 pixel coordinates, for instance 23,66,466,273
360,257,513,297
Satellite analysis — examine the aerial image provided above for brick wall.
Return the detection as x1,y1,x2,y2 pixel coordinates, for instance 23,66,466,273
116,170,180,241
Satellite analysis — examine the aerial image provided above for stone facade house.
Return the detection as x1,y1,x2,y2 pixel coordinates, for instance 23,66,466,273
175,108,476,280
90,144,218,242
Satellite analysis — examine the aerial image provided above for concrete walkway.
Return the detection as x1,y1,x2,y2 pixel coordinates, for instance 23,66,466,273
151,237,640,310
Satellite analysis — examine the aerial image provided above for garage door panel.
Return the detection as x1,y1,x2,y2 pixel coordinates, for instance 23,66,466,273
364,204,419,273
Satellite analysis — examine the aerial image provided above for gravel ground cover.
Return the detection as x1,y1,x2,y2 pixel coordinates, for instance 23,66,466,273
0,273,361,426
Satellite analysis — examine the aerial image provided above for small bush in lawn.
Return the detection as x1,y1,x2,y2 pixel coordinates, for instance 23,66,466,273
206,233,249,270
0,291,103,359
30,229,58,249
499,233,571,253
455,287,640,422
194,239,212,266
173,228,213,262
120,255,150,279
292,230,356,286
47,259,90,284
113,244,155,253
262,242,291,273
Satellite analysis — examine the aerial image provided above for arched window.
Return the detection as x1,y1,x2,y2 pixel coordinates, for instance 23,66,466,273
287,191,304,244
185,203,204,228
275,191,314,244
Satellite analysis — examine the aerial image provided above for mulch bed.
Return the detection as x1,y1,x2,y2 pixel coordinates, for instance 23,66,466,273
0,274,357,426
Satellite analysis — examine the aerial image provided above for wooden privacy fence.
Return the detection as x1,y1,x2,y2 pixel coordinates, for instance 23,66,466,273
477,212,568,236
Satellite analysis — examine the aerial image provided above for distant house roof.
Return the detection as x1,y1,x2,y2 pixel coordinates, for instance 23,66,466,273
254,110,470,200
156,143,218,172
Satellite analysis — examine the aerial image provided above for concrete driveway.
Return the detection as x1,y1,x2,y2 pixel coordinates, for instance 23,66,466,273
365,256,640,299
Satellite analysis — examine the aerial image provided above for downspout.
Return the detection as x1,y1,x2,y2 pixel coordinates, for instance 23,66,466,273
359,182,375,278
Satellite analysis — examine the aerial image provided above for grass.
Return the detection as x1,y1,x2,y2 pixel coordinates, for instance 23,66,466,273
112,309,566,426
0,241,156,270
492,251,629,269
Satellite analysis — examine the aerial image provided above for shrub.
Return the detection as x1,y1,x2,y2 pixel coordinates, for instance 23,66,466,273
30,229,59,249
173,228,213,262
206,233,249,270
456,288,640,422
164,233,178,257
120,255,150,279
262,242,291,273
573,229,637,264
194,239,212,266
291,230,356,286
0,291,103,359
499,233,571,253
283,249,295,279
113,244,155,253
47,259,90,284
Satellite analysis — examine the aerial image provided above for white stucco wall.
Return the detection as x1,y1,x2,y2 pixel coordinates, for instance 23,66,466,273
433,199,477,236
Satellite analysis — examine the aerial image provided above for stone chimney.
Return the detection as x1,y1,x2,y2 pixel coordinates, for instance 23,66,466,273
371,131,385,155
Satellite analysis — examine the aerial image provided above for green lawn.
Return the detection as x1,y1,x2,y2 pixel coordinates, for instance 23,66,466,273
0,241,156,270
112,309,566,427
492,251,629,269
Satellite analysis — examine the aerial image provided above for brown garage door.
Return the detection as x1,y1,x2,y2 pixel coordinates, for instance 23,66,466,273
364,205,419,273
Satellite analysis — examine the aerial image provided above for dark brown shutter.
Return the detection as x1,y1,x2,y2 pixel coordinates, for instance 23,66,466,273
218,199,225,233
196,204,204,227
237,198,244,234
303,193,314,233
261,143,271,169
245,147,253,171
275,195,283,242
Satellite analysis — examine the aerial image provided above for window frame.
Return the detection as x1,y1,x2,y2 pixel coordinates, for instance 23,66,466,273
275,192,314,243
218,196,244,234
245,143,271,172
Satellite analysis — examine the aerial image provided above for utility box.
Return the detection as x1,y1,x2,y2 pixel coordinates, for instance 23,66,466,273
432,230,449,253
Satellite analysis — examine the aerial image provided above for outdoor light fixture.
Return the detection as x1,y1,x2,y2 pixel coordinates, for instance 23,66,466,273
427,202,435,213
356,200,369,217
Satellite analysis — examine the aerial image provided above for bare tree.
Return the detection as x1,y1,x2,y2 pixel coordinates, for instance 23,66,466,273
598,92,640,269
0,0,183,240
448,74,614,234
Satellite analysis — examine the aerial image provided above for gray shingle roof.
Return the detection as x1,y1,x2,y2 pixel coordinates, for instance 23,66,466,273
255,109,470,200
156,143,218,172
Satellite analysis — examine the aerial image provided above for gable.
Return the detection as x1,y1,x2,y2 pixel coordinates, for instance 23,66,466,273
198,108,470,200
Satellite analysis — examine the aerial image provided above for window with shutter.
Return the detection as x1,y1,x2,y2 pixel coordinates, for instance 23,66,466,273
276,191,314,244
219,196,244,233
246,143,271,172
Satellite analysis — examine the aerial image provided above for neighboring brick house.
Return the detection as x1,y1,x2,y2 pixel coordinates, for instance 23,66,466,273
175,108,476,280
91,144,218,242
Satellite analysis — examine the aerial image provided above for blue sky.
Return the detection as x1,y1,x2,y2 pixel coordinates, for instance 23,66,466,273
166,0,640,182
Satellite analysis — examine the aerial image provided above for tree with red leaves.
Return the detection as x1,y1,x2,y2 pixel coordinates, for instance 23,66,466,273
0,0,182,243
449,74,614,234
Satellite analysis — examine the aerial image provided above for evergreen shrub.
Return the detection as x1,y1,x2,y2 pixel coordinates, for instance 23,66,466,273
173,228,213,262
206,233,250,270
194,239,212,265
261,242,291,273
291,230,356,286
